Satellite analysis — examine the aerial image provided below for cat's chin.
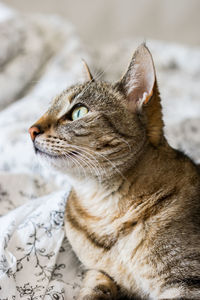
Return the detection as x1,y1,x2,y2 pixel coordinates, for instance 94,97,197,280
36,150,68,169
35,148,64,159
35,148,85,178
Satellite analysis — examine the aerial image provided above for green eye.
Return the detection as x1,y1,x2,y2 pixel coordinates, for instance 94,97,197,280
71,106,88,121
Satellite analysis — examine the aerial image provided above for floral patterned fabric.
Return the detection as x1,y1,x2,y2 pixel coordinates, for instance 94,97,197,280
0,189,83,300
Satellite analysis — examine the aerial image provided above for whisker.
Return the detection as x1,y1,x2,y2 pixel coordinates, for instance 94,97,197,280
75,152,102,182
71,152,102,186
64,152,87,180
67,144,106,182
77,151,105,184
65,153,81,178
38,141,102,182
68,144,128,182
93,150,128,182
67,144,104,173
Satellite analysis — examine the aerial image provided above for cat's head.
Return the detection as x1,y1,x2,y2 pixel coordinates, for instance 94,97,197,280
29,44,164,184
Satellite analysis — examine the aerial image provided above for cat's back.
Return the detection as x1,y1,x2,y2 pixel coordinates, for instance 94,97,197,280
143,149,200,293
126,149,200,298
148,147,200,241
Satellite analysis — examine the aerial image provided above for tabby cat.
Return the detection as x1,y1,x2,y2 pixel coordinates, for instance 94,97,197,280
29,44,200,300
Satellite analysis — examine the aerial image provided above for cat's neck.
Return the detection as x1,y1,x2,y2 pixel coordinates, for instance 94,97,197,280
68,175,124,217
68,141,192,218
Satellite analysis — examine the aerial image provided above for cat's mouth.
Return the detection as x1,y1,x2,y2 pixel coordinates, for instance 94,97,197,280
34,145,79,159
35,147,61,158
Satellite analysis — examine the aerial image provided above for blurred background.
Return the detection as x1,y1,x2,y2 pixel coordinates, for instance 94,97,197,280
3,0,200,47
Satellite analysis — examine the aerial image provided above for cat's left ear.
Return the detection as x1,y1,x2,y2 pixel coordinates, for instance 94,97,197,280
115,44,164,146
115,44,156,110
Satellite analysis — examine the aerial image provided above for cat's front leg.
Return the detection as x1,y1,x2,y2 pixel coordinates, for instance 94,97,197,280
77,269,118,300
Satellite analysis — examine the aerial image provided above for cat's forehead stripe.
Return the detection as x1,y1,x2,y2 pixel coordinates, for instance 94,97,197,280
66,92,75,103
56,93,74,118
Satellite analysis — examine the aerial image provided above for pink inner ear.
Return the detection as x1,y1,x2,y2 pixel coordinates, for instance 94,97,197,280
122,45,156,109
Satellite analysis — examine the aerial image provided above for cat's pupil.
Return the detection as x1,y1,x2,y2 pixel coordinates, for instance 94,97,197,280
71,106,88,121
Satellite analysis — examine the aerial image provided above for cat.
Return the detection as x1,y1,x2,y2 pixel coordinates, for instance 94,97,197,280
29,44,200,300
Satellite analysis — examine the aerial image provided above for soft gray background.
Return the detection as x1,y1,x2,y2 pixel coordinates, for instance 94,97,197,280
3,0,200,46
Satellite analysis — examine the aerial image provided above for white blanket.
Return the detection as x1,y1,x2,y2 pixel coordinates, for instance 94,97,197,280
0,3,200,300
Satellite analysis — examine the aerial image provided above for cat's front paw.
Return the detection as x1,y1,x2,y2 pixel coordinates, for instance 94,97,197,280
77,269,118,300
78,284,115,300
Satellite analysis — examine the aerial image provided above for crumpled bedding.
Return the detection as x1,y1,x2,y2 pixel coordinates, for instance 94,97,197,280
0,2,200,300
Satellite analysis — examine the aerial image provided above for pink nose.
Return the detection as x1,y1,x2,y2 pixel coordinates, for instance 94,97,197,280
29,126,41,141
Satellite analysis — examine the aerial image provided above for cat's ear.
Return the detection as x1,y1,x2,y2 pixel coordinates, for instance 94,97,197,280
115,44,164,146
82,59,94,81
115,44,156,110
